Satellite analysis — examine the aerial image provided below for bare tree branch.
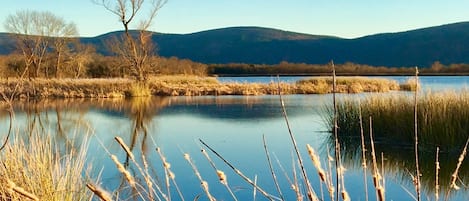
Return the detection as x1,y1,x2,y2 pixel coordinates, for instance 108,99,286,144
94,0,167,81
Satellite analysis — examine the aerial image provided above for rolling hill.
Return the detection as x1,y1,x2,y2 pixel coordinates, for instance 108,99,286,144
2,22,469,67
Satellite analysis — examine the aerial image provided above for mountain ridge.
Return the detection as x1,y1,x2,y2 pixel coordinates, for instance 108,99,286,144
2,22,469,67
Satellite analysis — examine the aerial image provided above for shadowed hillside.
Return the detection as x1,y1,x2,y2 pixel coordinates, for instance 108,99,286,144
2,22,469,67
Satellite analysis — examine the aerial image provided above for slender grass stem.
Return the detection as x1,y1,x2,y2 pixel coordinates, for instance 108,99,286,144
358,100,369,201
414,67,422,201
273,153,301,199
199,139,277,201
156,147,185,201
200,148,238,201
332,61,341,201
277,75,318,201
263,135,286,201
447,137,469,200
183,153,216,201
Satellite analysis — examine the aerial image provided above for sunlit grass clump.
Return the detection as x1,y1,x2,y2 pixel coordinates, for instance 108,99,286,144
327,91,469,151
297,76,401,93
0,132,92,201
128,82,152,97
399,77,420,91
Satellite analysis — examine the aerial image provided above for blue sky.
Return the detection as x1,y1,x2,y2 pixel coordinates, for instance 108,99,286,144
1,0,469,38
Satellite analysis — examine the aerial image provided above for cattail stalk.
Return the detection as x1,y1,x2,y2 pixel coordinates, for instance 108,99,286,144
200,139,277,201
413,66,422,201
86,183,113,201
331,60,342,201
114,137,167,200
291,156,303,201
274,153,302,200
115,136,135,161
369,117,384,201
449,137,469,191
358,101,369,201
156,148,172,200
201,148,238,201
183,153,216,201
111,154,136,188
307,144,326,182
277,75,318,201
141,153,156,200
326,147,336,201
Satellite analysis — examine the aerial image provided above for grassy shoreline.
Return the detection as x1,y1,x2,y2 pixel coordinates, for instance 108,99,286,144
0,75,409,100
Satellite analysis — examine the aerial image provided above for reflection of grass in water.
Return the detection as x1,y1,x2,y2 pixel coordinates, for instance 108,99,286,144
335,135,469,198
0,131,93,200
2,89,468,200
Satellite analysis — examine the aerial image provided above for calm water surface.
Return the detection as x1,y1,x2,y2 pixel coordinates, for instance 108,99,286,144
0,76,468,201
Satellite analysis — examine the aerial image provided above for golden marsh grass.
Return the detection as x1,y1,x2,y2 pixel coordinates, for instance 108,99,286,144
0,132,92,201
0,76,410,99
328,91,469,150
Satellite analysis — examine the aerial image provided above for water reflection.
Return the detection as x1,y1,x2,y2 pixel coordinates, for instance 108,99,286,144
1,99,92,152
0,96,466,200
125,97,167,157
333,135,468,200
161,95,316,121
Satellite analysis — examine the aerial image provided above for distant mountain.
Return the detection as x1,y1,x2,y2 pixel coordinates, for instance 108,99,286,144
2,22,469,67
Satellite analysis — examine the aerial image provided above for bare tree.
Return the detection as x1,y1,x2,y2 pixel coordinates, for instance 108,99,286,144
48,19,78,78
68,43,96,78
4,10,78,78
94,0,167,81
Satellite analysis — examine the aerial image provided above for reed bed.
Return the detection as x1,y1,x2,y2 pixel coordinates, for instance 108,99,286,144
0,131,93,201
327,91,469,151
0,76,409,99
297,76,401,93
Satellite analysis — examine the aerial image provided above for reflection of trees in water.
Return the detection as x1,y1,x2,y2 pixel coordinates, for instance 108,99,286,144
0,99,92,156
111,97,170,197
329,135,468,199
124,97,169,158
3,98,171,154
3,97,172,199
161,96,314,121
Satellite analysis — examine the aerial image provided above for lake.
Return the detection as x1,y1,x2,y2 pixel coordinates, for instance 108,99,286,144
0,76,468,201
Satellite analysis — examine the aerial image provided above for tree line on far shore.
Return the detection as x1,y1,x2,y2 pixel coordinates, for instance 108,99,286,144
208,61,469,76
0,54,207,78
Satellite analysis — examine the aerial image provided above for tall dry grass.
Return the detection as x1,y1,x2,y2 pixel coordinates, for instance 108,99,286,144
328,91,469,151
297,76,401,93
0,131,93,201
0,75,412,99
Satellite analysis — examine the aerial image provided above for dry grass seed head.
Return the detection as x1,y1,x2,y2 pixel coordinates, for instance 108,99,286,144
216,170,227,184
86,183,113,201
306,144,326,182
115,137,135,161
110,154,136,188
341,190,350,201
